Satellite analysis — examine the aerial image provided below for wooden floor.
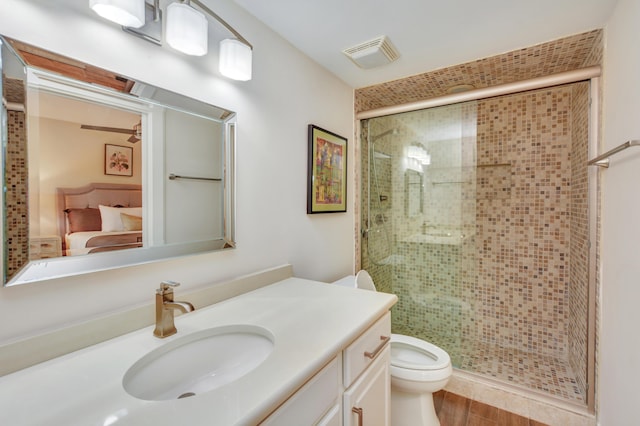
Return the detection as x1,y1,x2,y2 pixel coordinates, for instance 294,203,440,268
434,391,549,426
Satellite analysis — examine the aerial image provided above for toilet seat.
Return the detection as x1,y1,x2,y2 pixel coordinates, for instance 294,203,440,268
390,334,451,382
390,334,450,370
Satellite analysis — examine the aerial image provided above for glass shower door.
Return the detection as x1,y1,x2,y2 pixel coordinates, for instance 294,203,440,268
362,101,478,367
361,82,592,405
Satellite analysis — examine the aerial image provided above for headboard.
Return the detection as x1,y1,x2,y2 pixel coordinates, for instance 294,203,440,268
56,182,142,249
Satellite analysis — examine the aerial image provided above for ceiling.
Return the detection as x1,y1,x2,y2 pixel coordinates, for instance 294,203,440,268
232,0,618,88
36,91,140,130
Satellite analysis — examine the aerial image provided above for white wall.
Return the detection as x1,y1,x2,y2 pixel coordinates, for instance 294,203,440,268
0,0,354,343
599,0,640,424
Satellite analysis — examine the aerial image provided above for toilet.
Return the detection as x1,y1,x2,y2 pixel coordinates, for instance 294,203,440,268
333,270,452,426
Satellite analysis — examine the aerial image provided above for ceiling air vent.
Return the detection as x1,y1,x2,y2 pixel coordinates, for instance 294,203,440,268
342,36,399,69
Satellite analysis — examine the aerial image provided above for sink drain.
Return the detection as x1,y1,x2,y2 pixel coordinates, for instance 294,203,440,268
178,392,196,399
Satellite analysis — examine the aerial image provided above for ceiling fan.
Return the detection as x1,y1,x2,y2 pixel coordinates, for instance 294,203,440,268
80,122,142,143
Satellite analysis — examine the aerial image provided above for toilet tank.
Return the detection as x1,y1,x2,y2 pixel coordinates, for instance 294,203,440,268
332,271,377,292
332,275,358,288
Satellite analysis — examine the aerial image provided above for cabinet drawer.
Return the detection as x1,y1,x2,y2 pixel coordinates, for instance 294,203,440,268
343,312,391,388
29,236,62,260
261,357,340,425
29,241,40,253
38,240,59,253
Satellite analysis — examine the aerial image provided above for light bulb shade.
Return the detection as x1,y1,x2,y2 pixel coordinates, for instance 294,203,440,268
166,2,208,56
408,145,421,159
219,39,252,81
89,0,145,28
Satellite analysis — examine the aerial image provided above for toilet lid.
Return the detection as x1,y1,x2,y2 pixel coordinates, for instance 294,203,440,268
390,334,451,371
355,270,377,291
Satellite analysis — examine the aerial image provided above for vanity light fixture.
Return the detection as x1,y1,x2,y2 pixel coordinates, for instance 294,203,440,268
166,1,208,56
219,38,252,81
89,0,146,28
408,144,431,166
89,0,253,81
420,151,431,166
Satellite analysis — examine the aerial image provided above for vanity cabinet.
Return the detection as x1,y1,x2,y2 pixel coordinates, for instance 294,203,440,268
0,277,398,425
343,312,391,426
261,312,391,426
260,357,341,425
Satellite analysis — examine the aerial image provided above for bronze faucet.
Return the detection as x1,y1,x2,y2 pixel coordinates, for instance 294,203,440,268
153,281,195,338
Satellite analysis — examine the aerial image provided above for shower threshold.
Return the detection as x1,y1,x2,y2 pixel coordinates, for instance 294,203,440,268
455,340,585,404
393,324,586,405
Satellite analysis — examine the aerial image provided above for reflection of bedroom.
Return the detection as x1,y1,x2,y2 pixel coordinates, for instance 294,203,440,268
27,91,142,257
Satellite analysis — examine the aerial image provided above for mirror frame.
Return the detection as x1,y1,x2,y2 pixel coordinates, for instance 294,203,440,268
1,36,236,286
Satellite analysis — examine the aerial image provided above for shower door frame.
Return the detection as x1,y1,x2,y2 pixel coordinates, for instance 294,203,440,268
355,67,601,413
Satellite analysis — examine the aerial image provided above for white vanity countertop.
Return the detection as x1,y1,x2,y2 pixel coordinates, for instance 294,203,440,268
0,277,397,425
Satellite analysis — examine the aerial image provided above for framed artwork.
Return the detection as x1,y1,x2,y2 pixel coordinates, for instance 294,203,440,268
307,125,347,213
105,144,133,177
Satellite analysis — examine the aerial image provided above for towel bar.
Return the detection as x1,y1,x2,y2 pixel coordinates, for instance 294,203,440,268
588,140,640,168
168,173,221,182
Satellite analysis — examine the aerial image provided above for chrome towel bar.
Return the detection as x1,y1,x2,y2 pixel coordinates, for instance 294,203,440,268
588,140,640,168
168,173,221,182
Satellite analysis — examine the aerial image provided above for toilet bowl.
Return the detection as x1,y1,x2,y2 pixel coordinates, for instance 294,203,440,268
389,333,452,426
333,270,452,426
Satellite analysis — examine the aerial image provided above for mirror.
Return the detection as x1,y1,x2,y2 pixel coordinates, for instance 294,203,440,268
405,169,423,217
1,36,236,286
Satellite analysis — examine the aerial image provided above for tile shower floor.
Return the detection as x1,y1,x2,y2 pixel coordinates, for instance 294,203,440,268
393,324,586,404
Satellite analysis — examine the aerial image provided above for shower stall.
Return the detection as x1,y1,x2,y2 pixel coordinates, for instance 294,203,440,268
360,80,596,408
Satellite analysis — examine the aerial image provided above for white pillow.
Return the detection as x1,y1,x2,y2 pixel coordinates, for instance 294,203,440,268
99,205,142,232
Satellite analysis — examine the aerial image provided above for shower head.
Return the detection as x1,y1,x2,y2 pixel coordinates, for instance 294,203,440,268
371,128,399,142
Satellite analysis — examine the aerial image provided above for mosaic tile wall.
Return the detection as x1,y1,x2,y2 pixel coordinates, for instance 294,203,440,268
466,82,590,404
355,29,602,112
3,78,29,279
475,86,573,357
569,82,590,397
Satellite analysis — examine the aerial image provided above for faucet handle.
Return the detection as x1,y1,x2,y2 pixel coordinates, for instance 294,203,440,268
158,280,180,294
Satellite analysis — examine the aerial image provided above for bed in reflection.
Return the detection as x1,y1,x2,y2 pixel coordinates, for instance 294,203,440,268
56,183,143,256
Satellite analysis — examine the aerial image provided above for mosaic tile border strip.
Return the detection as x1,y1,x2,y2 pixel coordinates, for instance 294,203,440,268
355,29,602,113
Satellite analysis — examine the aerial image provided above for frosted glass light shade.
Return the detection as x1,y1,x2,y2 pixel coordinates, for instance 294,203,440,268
166,2,208,56
89,0,145,28
219,39,252,81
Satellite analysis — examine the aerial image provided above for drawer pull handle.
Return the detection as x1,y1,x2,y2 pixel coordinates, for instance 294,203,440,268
364,335,390,359
352,407,364,426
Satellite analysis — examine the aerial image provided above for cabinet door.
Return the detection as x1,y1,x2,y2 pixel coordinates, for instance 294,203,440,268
343,345,390,426
260,357,340,425
343,312,391,388
317,404,341,426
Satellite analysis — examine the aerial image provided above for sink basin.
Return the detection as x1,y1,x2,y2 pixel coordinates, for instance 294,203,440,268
123,325,274,401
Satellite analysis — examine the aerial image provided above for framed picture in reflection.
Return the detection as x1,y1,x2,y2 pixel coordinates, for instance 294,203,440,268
307,125,347,214
105,144,133,177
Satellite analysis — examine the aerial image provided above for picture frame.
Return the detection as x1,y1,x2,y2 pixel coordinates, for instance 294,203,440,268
104,144,133,177
307,125,347,213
